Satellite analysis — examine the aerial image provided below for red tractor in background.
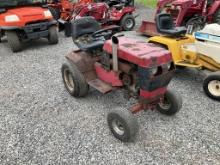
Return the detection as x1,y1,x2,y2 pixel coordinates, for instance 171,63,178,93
72,0,136,31
0,0,58,52
139,0,220,36
48,0,93,36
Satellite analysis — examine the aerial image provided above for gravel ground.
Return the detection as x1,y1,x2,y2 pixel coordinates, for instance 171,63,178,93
0,6,220,165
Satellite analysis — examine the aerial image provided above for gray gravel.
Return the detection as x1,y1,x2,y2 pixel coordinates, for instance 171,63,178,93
0,6,220,165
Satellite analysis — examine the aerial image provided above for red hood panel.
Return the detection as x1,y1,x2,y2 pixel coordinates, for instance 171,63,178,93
7,7,45,17
103,37,172,68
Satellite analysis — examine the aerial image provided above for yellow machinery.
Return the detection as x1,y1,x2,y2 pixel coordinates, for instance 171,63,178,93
149,13,220,101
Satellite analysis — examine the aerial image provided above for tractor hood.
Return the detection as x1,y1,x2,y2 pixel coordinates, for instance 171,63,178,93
0,7,52,27
103,37,172,68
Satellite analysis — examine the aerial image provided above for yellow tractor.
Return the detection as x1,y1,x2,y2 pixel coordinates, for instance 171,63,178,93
148,13,220,101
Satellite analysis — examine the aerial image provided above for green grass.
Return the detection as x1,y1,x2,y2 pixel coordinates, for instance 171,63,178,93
136,0,157,8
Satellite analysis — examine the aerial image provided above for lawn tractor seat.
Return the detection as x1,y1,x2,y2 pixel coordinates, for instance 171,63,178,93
71,17,104,52
156,13,187,37
71,16,120,52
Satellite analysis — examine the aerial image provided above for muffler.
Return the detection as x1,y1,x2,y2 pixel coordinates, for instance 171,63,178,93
112,36,119,72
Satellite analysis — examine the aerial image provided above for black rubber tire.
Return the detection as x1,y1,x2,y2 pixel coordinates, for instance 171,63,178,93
203,72,220,101
107,108,138,142
64,22,72,37
120,14,135,31
48,26,58,45
61,60,89,97
48,6,60,20
156,89,182,116
0,30,3,43
186,17,204,34
5,31,22,52
213,9,220,24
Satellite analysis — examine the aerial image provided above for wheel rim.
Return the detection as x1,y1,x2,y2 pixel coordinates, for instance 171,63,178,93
159,97,171,110
125,18,134,29
208,80,220,97
63,68,75,92
112,119,125,136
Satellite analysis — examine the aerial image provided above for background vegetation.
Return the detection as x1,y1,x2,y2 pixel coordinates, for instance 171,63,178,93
136,0,157,8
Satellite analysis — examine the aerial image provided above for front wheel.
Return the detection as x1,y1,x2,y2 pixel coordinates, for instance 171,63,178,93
107,108,138,142
5,31,22,52
0,30,4,43
203,72,220,101
48,26,58,45
120,14,135,31
156,89,182,116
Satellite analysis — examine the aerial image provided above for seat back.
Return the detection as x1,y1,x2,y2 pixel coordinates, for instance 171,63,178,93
156,13,187,37
71,16,101,40
156,13,174,32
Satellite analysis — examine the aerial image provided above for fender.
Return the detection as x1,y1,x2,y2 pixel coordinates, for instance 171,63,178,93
47,20,58,26
65,50,100,81
208,1,220,16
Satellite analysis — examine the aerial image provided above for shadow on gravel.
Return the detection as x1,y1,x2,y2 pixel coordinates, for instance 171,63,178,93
1,38,54,53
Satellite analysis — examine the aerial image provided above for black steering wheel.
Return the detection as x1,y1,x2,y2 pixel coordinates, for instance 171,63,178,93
92,26,120,39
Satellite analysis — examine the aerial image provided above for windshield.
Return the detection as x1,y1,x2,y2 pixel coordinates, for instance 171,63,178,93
0,0,47,8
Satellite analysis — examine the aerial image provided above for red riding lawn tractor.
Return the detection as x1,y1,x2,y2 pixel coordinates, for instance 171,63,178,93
0,0,58,52
61,17,182,142
48,0,93,36
139,0,220,36
72,0,136,31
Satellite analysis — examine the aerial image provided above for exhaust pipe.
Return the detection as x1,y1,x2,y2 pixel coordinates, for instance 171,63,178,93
112,36,119,72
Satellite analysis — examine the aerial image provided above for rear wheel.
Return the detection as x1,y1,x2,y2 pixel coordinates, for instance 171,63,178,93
48,26,58,44
186,17,204,34
64,22,72,37
203,72,220,101
156,89,182,116
61,60,89,97
0,30,4,43
120,14,135,31
5,31,22,52
213,9,220,24
107,108,138,142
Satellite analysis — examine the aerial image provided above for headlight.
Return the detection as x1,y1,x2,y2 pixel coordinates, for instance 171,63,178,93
44,10,52,18
5,15,20,22
149,67,158,75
